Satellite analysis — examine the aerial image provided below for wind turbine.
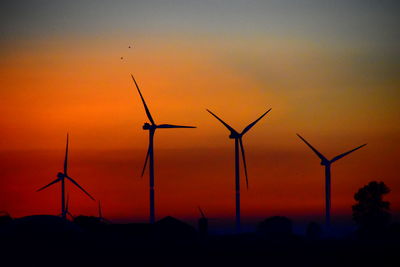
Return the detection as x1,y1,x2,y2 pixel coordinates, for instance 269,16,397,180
98,201,103,221
37,134,95,219
198,206,208,236
198,206,207,220
97,200,111,223
207,108,271,232
296,134,366,228
64,194,75,220
131,75,196,224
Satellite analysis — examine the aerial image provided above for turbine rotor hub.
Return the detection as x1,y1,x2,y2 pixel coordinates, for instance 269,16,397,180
142,122,156,130
229,132,240,139
320,160,330,166
57,172,65,178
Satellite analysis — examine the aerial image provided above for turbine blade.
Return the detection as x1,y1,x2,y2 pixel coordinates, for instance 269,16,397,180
241,108,272,135
64,133,69,175
66,176,95,201
198,206,206,218
296,134,328,162
36,178,61,192
141,144,151,177
239,138,249,189
206,109,238,134
157,124,196,129
331,143,367,163
131,75,155,125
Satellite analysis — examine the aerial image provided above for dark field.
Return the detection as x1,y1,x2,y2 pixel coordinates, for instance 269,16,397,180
1,215,399,267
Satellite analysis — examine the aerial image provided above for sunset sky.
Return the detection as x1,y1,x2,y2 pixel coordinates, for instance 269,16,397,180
1,1,399,227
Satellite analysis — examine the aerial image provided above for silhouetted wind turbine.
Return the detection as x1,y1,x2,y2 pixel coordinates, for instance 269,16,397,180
98,201,103,220
198,206,206,219
37,134,95,219
198,206,217,220
131,75,196,224
296,134,366,228
198,206,208,236
207,108,271,232
97,200,111,223
64,194,75,220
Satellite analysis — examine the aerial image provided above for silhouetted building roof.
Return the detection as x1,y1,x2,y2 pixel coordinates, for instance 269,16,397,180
154,216,197,242
107,222,153,239
1,215,82,236
0,212,12,225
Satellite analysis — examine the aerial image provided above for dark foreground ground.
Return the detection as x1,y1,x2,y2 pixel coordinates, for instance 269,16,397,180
1,216,399,267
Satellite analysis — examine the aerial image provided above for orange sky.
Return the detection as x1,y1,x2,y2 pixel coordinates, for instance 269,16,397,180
1,1,399,225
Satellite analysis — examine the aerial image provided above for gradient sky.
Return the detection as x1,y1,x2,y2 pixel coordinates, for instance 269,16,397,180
1,1,399,226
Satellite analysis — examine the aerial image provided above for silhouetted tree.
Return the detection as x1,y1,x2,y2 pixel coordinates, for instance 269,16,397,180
352,181,391,235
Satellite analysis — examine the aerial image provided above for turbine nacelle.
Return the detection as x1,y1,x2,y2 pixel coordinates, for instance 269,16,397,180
142,122,156,130
57,172,65,179
229,132,241,139
320,160,330,166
